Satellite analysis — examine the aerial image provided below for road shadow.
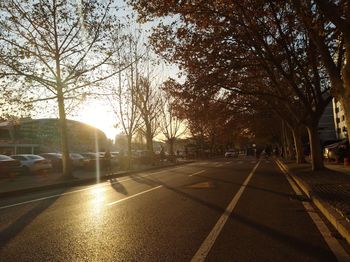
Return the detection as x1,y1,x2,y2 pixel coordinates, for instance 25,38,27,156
228,212,335,261
109,178,128,195
0,190,64,251
197,174,292,199
129,175,160,186
129,175,334,261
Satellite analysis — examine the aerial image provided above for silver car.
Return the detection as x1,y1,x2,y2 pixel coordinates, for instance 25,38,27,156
70,153,85,168
10,154,52,174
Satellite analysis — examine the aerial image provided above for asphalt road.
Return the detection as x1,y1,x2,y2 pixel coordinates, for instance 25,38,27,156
0,157,349,261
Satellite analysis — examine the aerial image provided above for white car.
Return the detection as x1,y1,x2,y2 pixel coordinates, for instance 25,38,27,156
10,154,52,174
225,150,238,158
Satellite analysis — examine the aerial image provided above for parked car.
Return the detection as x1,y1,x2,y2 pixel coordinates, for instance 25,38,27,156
10,154,52,174
324,140,350,162
80,152,100,161
225,150,238,158
132,150,155,164
80,152,101,169
69,153,85,169
323,147,337,161
110,152,120,166
39,153,63,170
0,155,22,178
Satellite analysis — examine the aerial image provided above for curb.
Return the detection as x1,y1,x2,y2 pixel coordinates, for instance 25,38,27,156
0,161,194,199
277,159,350,245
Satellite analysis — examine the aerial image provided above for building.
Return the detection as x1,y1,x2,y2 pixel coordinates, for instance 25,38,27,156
318,100,337,145
333,99,348,140
0,118,107,154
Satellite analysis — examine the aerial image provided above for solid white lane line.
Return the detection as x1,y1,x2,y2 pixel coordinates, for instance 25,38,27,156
191,161,261,262
0,166,186,210
189,170,206,177
107,186,163,206
276,160,350,262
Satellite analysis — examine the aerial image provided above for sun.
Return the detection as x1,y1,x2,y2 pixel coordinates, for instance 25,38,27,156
78,100,117,140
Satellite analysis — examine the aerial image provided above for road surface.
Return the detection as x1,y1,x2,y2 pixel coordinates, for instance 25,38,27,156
0,157,349,261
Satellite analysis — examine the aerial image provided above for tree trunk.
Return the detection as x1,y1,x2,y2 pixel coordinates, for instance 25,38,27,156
286,129,295,160
57,91,72,177
210,134,215,155
281,121,288,159
54,38,72,177
306,124,324,171
291,126,306,164
145,123,154,152
282,123,295,160
127,135,132,169
341,45,350,144
167,139,175,156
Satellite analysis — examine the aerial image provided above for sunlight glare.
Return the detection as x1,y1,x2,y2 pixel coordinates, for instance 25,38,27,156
94,128,100,183
79,101,116,139
90,186,106,206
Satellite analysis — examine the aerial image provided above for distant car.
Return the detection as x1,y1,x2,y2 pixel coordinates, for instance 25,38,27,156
0,155,22,178
225,150,238,158
39,153,63,170
69,153,85,169
10,154,52,174
238,150,247,156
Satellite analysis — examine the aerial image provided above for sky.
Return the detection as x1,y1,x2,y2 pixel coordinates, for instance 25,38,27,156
69,1,181,140
74,100,117,140
8,0,181,140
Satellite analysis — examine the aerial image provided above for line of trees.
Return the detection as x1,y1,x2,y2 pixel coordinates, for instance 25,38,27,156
129,0,350,171
110,27,187,168
0,0,186,176
0,0,129,177
1,1,348,174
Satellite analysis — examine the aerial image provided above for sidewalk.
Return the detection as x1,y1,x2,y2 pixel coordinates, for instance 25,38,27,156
278,159,350,244
0,160,192,198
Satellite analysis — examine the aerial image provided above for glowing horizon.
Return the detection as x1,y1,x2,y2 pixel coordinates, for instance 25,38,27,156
76,100,118,140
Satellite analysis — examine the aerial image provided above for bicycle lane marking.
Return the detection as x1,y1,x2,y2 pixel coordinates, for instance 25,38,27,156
191,160,261,262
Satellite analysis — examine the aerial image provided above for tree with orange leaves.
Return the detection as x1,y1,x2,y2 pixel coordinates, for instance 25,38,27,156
129,0,332,170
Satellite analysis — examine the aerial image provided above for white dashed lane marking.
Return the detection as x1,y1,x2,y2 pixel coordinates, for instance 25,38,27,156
189,170,206,177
